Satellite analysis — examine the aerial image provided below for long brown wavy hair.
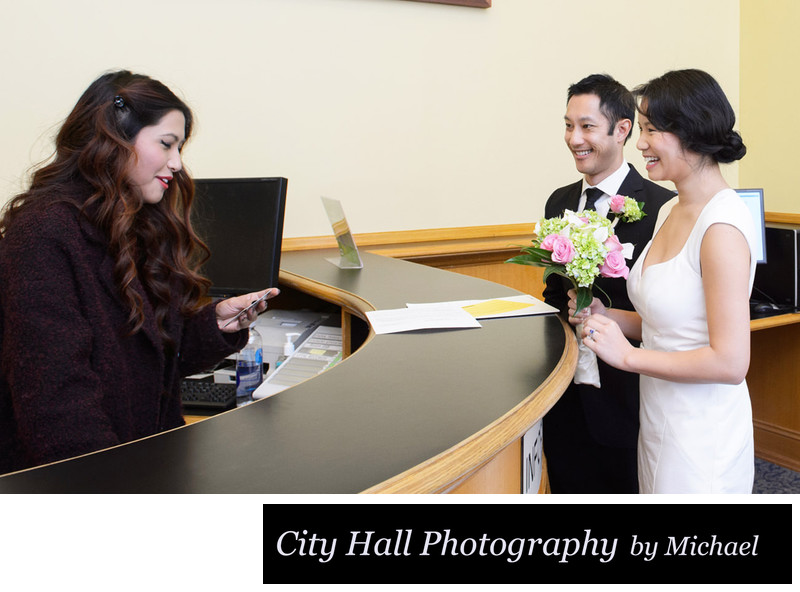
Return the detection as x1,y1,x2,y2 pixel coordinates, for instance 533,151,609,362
0,70,211,344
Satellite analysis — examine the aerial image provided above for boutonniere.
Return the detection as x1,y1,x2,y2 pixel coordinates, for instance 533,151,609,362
608,194,646,224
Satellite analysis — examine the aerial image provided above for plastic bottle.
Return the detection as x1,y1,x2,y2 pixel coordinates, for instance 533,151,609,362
236,323,263,399
274,332,300,370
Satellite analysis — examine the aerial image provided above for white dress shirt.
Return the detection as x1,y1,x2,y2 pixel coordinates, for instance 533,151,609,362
578,161,631,216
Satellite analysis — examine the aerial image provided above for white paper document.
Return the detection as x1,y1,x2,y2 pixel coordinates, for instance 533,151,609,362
365,294,556,335
365,305,481,335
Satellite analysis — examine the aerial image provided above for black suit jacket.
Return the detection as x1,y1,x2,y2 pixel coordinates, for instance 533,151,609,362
542,165,674,448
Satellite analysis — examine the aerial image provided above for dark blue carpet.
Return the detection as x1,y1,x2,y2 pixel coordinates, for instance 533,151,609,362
753,457,800,494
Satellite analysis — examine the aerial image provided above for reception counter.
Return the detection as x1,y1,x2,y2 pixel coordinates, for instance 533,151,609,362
0,250,576,494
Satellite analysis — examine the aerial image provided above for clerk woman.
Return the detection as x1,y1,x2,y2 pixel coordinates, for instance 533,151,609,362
0,70,278,474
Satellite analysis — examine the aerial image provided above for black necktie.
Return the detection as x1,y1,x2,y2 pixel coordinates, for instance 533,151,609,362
584,187,604,211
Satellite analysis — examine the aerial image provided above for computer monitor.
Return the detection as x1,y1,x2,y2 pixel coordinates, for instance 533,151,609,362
735,188,767,264
191,177,287,298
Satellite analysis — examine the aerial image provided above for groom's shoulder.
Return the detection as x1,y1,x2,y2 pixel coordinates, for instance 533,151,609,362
547,179,582,202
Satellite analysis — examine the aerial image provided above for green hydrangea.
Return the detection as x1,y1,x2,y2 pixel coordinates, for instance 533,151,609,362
534,216,569,242
622,197,645,222
532,210,612,287
565,232,606,287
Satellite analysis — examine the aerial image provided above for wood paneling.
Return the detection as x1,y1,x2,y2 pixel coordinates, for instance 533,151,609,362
446,441,522,494
765,211,800,225
282,223,536,254
438,261,545,298
748,321,800,471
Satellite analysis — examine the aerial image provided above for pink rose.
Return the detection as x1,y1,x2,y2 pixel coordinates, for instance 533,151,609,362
539,233,558,251
599,250,629,279
609,194,626,214
603,234,624,253
542,234,575,264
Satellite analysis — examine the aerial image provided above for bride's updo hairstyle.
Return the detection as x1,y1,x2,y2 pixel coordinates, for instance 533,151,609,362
634,69,746,164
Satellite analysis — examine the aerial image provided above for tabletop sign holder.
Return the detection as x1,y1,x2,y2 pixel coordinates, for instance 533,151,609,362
321,196,363,269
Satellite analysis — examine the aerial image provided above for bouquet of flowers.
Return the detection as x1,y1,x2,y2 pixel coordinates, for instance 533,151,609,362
507,207,637,387
508,209,634,313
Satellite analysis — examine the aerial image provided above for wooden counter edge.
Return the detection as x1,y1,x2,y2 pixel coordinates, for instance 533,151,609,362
282,223,535,252
749,312,800,331
361,316,578,494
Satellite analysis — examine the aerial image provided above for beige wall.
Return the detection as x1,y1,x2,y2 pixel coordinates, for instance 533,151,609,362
0,0,740,238
739,0,798,214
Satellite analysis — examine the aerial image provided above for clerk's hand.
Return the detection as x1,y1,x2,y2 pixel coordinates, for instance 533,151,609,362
216,288,280,332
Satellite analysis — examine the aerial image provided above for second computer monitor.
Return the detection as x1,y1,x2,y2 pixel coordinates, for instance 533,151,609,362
735,187,767,265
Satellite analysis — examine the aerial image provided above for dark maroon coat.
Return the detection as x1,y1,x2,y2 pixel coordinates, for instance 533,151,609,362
0,197,246,474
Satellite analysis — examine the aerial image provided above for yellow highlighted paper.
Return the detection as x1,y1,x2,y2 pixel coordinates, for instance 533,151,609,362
462,299,535,318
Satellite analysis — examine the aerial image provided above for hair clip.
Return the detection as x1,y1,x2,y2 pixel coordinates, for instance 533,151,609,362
113,95,125,109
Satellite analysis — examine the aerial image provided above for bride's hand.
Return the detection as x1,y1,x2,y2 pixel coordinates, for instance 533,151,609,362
580,313,633,371
567,289,607,326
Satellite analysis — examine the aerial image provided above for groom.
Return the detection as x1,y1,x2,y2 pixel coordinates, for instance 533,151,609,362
542,74,674,494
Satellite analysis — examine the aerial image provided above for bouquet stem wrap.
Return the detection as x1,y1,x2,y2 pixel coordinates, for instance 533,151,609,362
574,322,600,388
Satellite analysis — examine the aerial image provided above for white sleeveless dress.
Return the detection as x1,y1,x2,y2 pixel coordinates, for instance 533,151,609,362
626,189,757,493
